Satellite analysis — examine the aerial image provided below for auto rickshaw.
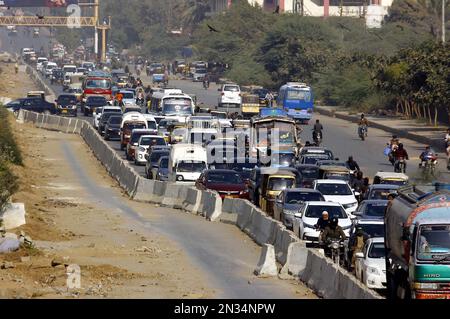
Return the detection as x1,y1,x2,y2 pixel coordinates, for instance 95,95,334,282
373,172,409,186
318,165,352,182
260,171,297,217
241,94,260,119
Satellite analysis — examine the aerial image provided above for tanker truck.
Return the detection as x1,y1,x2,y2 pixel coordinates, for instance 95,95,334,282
385,184,450,299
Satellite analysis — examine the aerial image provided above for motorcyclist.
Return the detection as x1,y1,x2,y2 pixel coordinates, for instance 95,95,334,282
392,143,409,171
419,146,436,168
348,226,369,270
390,135,400,149
312,119,323,142
116,92,124,107
351,171,365,202
358,114,369,136
314,211,330,232
321,217,346,257
203,74,210,89
346,156,360,172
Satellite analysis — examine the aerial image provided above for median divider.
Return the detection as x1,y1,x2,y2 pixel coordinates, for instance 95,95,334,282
201,190,222,222
182,187,202,214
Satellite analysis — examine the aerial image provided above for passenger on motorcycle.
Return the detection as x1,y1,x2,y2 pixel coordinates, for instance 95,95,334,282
358,114,369,136
445,129,450,154
312,119,323,141
346,156,360,172
392,143,409,171
321,217,346,257
419,146,437,168
314,211,330,232
351,171,364,202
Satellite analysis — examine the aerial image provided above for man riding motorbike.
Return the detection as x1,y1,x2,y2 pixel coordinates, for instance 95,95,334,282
312,119,323,145
203,74,210,89
346,156,360,172
358,114,369,138
314,211,330,232
348,226,369,270
419,146,437,168
351,171,365,202
321,217,346,258
392,143,409,172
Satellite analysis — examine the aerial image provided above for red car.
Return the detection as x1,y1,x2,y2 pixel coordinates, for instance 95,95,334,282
195,169,249,200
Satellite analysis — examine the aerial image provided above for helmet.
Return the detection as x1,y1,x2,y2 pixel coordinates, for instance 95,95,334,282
399,143,404,149
392,135,397,139
361,113,365,118
330,217,338,227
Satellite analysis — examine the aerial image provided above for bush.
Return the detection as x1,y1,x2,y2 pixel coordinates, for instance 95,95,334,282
0,107,22,165
0,160,18,213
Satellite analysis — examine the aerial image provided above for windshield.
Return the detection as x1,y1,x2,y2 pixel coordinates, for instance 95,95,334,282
317,183,353,196
108,116,122,125
64,67,76,73
303,155,330,165
196,69,207,74
147,121,157,130
224,85,239,92
369,189,396,200
305,205,347,219
272,153,295,166
287,89,312,101
299,167,320,179
177,161,206,173
207,172,243,184
150,152,170,164
323,172,350,181
122,92,134,99
86,79,111,89
360,224,385,238
162,98,193,116
368,243,385,259
57,96,77,105
159,158,169,169
417,225,450,262
124,123,147,131
268,177,295,191
285,192,324,204
131,133,150,143
363,203,388,217
101,113,116,122
87,97,107,105
212,113,227,119
379,179,407,186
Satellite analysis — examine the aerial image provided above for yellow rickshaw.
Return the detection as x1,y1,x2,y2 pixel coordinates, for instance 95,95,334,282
260,172,297,217
241,94,260,118
319,165,352,182
373,172,409,186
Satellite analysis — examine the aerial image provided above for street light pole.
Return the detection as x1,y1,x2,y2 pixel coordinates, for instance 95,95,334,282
443,0,446,43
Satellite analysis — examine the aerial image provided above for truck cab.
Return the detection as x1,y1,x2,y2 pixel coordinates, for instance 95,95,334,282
169,144,207,183
385,185,450,299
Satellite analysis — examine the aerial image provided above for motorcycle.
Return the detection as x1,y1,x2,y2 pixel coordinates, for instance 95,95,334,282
394,157,407,173
358,125,367,141
313,131,322,147
327,239,345,266
421,154,438,176
203,80,209,90
136,97,145,107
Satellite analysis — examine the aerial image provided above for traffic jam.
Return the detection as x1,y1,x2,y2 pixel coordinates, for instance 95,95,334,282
8,44,450,300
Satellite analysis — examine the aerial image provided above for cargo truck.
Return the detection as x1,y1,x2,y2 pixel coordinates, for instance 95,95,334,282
385,184,450,299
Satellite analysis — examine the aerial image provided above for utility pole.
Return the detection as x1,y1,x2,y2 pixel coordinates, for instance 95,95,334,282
443,0,446,43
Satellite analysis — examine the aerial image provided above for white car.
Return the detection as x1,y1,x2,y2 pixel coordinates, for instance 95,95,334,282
295,201,352,242
135,135,165,166
119,90,136,106
193,68,207,82
94,106,122,130
44,62,58,78
313,179,359,215
355,237,387,290
36,57,48,72
218,84,242,108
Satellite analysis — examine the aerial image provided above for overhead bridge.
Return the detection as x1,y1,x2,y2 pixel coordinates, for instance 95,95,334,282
0,16,96,27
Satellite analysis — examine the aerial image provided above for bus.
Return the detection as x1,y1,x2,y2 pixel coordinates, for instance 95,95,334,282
149,92,194,123
82,71,113,103
277,82,314,124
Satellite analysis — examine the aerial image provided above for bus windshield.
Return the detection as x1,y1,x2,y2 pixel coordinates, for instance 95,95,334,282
162,98,193,116
287,89,311,101
86,79,111,89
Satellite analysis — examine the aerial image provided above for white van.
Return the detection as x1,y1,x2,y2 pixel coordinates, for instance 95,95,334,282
44,62,58,78
120,112,148,130
63,65,77,76
169,144,207,182
36,57,48,72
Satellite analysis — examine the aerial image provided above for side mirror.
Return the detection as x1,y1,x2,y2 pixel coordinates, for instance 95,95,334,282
133,143,138,146
354,191,360,197
294,213,302,218
355,252,364,259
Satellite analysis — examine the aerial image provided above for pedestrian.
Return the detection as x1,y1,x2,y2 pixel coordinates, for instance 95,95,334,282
265,91,274,108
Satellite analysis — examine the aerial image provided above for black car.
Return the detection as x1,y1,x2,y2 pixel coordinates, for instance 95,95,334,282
55,94,78,117
51,69,64,85
295,164,320,188
98,112,119,135
11,97,56,115
104,115,122,141
83,96,108,116
5,98,26,110
145,150,170,179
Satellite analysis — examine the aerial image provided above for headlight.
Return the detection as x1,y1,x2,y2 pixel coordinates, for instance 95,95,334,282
124,135,131,138
343,202,357,209
239,190,248,195
367,267,380,275
414,282,438,290
331,242,340,250
303,221,315,229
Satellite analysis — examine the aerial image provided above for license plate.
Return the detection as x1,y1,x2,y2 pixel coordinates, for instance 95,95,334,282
62,110,67,113
224,195,233,199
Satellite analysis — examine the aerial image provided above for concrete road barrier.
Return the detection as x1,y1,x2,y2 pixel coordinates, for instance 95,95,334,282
254,244,278,277
272,226,299,265
280,242,309,278
152,180,167,204
235,200,256,230
161,183,182,207
202,191,222,222
182,187,202,214
133,177,156,203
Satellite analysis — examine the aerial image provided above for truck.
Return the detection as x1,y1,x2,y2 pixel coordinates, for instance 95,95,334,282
385,184,450,299
168,144,207,183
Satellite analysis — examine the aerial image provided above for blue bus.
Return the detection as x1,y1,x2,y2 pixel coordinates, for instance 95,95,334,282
277,82,314,124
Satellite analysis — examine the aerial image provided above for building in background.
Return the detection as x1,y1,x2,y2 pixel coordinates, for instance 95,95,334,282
208,0,393,28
